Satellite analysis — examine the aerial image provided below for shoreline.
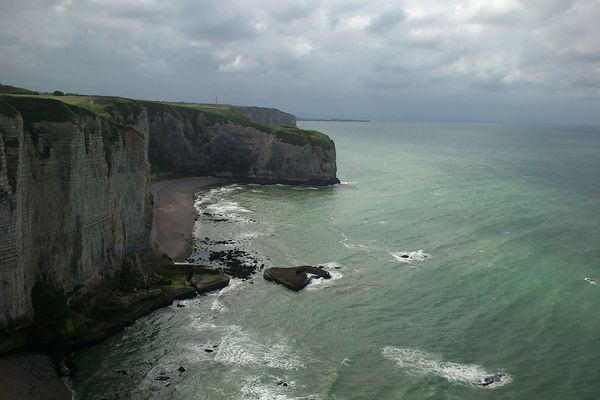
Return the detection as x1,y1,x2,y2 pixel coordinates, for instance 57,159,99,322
150,177,227,261
0,176,227,400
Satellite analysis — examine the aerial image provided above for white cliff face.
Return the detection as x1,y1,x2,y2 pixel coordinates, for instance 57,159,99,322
0,110,152,331
0,97,337,335
209,124,338,184
146,108,337,185
231,106,297,127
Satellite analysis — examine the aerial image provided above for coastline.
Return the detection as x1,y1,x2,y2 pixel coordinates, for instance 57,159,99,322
150,177,226,261
0,176,226,400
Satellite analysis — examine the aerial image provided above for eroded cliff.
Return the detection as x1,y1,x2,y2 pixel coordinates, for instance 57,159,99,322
0,95,338,345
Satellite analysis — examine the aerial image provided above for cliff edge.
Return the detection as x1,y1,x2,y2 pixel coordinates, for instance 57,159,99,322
0,94,338,349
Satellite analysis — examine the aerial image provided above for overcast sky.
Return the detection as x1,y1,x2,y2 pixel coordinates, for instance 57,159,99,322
1,0,599,124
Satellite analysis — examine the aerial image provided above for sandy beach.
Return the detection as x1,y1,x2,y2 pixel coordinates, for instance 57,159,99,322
150,176,226,261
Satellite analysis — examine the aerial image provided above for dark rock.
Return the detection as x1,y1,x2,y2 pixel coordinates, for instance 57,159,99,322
204,349,214,353
155,376,170,381
115,370,128,375
209,249,261,278
264,266,331,291
176,303,185,308
480,373,503,387
178,366,186,373
401,254,409,258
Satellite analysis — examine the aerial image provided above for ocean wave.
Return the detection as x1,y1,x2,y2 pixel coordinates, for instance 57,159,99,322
305,262,344,291
388,250,430,263
210,298,227,312
584,277,597,285
236,231,264,240
240,377,322,400
214,326,304,370
198,199,255,224
209,278,247,297
382,347,512,389
339,232,372,251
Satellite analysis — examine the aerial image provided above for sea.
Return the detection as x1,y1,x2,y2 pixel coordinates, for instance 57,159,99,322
72,120,600,399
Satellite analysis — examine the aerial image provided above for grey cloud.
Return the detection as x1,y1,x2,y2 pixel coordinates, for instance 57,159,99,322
0,0,598,124
367,9,406,33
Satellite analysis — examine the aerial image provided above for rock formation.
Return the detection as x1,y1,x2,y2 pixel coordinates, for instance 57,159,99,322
264,266,332,291
0,95,338,348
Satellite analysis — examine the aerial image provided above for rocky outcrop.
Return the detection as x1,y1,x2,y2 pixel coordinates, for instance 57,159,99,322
264,266,331,291
144,103,338,185
0,95,338,347
231,106,296,127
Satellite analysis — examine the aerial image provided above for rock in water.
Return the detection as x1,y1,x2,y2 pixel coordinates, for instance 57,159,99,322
263,266,331,291
480,373,503,387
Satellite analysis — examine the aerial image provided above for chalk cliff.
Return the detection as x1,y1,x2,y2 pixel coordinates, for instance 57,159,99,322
231,105,296,127
0,95,338,342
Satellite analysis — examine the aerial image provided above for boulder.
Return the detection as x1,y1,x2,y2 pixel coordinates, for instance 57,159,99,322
263,266,331,291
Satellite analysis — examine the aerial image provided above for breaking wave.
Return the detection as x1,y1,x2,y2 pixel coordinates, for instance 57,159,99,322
305,262,344,291
382,347,512,389
388,250,430,263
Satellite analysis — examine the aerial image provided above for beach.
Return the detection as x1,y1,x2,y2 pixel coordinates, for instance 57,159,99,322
150,177,226,261
0,176,225,400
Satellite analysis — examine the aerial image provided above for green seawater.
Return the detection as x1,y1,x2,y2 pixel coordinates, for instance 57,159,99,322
73,121,600,399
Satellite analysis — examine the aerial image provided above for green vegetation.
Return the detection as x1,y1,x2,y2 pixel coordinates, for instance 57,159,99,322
0,98,18,118
167,101,334,150
271,125,335,150
0,93,334,150
0,83,38,95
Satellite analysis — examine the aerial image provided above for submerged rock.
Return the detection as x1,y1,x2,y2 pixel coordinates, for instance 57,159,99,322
263,266,331,291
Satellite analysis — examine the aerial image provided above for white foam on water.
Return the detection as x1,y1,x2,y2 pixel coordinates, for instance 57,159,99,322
388,250,430,264
305,263,344,291
240,377,322,400
205,200,252,214
236,231,264,240
209,278,247,298
382,347,512,389
339,232,372,251
337,181,358,185
584,277,597,285
214,327,304,370
210,298,227,312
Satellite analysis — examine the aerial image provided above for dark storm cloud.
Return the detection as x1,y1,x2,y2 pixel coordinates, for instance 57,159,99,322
0,0,598,124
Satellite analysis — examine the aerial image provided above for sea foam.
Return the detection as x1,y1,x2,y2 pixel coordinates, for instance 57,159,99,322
305,262,344,291
388,250,430,263
382,347,512,389
214,326,304,370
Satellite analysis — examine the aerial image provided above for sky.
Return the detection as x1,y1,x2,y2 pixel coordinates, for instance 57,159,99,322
1,0,599,124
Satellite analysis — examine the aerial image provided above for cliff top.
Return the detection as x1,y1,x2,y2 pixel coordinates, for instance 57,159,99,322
0,94,334,150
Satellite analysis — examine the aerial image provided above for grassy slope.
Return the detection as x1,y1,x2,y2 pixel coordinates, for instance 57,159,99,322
0,94,334,150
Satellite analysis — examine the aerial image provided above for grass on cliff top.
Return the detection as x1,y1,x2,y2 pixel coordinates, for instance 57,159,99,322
0,95,95,128
167,102,334,150
0,94,335,150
